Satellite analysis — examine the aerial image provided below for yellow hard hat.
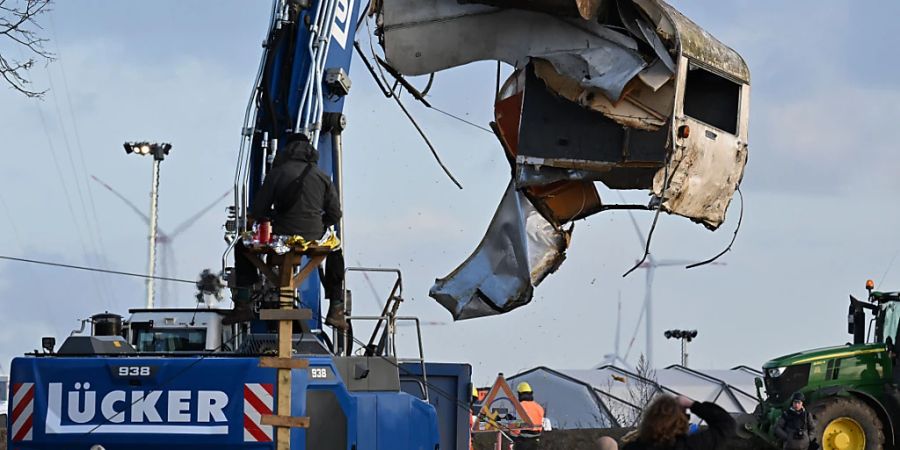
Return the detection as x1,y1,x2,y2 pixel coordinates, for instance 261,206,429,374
516,382,533,394
472,385,478,397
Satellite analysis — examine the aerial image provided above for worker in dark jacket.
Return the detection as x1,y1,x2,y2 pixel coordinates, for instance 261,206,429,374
621,395,735,450
774,392,817,450
225,134,346,329
249,136,341,238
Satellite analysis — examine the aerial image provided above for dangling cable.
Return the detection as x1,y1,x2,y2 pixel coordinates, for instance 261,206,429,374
686,187,744,269
622,155,671,278
391,92,463,189
360,21,463,189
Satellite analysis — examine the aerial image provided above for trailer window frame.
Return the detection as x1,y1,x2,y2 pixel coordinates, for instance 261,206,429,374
682,61,742,135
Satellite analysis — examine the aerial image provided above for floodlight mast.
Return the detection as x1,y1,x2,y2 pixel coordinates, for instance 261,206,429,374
123,142,172,308
664,329,698,367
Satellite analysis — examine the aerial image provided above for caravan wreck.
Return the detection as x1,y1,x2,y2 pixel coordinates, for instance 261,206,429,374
374,0,750,319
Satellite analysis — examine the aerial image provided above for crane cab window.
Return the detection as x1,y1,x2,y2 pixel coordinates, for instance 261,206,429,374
135,328,207,352
683,63,741,135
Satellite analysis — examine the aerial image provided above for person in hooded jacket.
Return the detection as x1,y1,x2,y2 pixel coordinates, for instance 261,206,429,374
774,392,817,450
621,394,735,450
225,134,345,329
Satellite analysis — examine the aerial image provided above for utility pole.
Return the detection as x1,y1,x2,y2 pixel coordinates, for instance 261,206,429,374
664,329,698,367
124,142,172,308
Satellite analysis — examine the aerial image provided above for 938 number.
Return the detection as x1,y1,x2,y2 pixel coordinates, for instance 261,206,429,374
118,366,151,377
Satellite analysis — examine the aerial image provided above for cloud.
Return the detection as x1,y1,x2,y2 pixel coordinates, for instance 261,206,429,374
752,84,900,192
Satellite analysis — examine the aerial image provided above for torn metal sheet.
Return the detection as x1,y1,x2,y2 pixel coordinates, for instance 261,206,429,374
493,74,603,223
638,57,675,92
535,47,646,103
632,0,676,41
430,183,570,320
617,0,675,75
532,59,669,130
379,0,639,76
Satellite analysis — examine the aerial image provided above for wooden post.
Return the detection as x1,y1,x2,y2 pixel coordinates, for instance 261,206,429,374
243,246,327,450
276,253,297,450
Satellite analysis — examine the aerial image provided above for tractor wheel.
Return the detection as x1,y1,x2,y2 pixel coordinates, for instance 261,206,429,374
811,397,884,450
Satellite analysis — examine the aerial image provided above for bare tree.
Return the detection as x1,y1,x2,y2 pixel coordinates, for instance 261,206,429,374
0,0,53,98
601,355,661,427
630,355,660,409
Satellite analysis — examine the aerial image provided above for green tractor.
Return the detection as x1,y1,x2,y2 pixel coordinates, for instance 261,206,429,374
744,281,900,450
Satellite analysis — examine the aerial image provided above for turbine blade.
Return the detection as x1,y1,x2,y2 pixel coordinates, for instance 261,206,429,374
168,189,232,239
91,175,170,239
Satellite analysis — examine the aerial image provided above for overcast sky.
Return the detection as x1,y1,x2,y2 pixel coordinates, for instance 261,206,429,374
2,1,900,385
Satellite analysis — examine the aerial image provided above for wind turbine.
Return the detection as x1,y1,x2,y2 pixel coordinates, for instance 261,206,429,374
620,204,725,369
92,175,230,306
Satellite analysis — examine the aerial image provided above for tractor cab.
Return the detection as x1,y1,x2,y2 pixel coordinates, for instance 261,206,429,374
868,291,900,347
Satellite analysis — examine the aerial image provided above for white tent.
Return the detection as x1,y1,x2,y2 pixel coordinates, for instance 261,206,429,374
505,364,761,430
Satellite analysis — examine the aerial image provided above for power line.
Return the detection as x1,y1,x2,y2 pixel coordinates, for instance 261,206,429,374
429,105,494,134
48,14,114,291
30,96,110,301
0,255,196,284
45,70,115,305
13,46,109,303
44,15,115,306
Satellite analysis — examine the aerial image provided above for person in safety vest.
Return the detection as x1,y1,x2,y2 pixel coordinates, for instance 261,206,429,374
509,382,545,450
